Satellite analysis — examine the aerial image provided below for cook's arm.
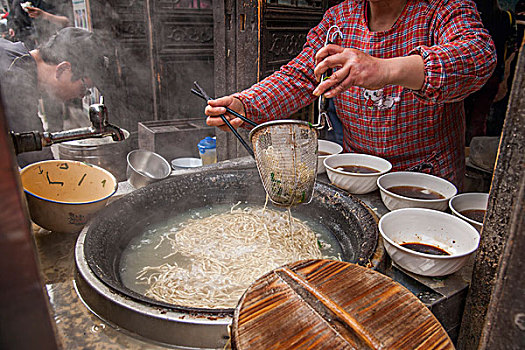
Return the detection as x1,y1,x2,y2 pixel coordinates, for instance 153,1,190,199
205,8,333,128
408,2,496,103
312,45,425,97
231,8,334,124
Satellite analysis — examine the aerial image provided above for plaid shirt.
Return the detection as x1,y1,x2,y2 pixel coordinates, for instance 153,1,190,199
236,0,496,187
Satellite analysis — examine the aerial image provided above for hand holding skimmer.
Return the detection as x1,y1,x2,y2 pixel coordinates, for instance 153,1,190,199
192,82,318,207
312,25,344,130
249,120,318,206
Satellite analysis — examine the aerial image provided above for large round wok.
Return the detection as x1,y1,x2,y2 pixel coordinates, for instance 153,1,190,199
82,167,378,315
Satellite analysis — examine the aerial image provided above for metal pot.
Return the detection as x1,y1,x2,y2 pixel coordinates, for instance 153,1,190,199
57,129,133,181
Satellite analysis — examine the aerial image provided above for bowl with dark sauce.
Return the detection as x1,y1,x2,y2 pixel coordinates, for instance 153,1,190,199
449,192,489,232
317,139,343,174
324,153,392,194
377,171,457,211
379,208,480,276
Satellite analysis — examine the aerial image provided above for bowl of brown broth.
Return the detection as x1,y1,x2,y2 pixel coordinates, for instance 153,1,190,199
379,208,480,276
449,193,489,232
377,171,457,211
324,153,392,194
317,139,343,174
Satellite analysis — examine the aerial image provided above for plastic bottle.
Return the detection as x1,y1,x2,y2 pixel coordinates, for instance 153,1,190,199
198,136,217,166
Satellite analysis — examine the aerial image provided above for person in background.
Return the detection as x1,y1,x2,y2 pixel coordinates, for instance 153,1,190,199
485,0,524,138
204,0,496,189
518,0,525,18
0,7,8,39
7,0,70,50
463,0,518,143
0,27,108,167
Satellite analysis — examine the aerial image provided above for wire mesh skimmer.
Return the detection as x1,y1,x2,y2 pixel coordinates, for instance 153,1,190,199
249,120,318,206
191,82,319,207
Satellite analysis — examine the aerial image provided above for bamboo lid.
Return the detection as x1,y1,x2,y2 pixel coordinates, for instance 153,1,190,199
232,259,454,350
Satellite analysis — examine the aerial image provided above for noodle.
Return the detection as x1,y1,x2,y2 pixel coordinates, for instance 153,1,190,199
135,204,325,309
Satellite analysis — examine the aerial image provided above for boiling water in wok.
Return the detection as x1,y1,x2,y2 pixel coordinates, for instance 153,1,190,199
119,202,342,309
83,168,378,314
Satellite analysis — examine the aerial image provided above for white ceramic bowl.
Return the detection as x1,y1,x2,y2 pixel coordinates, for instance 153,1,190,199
324,153,392,194
317,139,343,174
20,160,118,233
171,157,202,170
449,192,489,232
377,171,457,211
379,208,480,276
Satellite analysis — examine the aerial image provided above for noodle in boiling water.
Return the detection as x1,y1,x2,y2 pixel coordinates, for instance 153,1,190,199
135,203,325,309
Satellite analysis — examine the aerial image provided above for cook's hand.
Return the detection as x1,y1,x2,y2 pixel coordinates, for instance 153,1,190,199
204,95,246,132
313,44,389,98
26,6,46,19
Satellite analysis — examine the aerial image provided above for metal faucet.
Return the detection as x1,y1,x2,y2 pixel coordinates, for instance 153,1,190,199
10,97,125,155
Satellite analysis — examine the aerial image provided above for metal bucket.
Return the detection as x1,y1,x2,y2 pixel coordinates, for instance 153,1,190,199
57,129,133,181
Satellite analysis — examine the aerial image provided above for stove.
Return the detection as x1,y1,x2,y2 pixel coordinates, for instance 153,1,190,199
35,160,471,349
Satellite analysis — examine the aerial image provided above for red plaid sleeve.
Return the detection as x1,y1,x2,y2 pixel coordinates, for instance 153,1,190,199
410,1,497,103
234,5,338,124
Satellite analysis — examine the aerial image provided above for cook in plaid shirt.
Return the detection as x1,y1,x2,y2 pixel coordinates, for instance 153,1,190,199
205,0,496,189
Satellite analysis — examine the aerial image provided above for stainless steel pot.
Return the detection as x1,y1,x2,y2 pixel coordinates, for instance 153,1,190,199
57,129,133,181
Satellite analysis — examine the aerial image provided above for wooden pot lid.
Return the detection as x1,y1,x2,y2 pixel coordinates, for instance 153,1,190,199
232,259,454,350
